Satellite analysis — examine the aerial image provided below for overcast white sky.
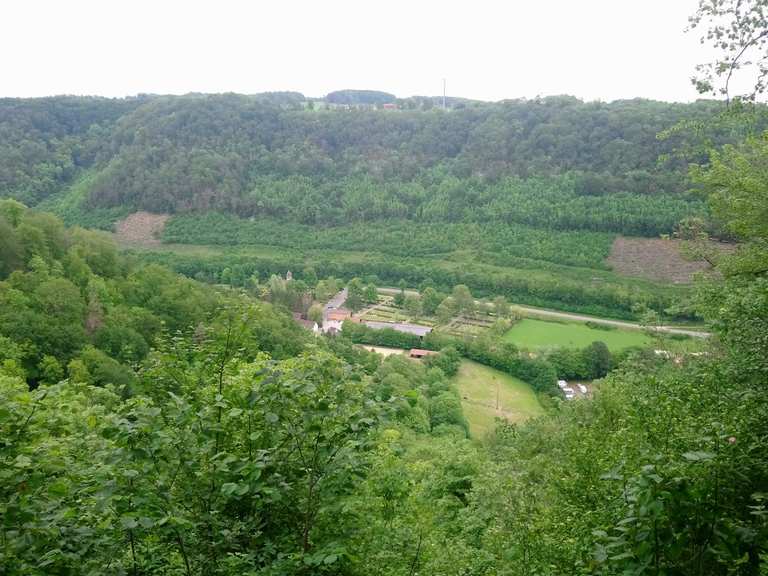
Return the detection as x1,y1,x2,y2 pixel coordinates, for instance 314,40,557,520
2,0,709,102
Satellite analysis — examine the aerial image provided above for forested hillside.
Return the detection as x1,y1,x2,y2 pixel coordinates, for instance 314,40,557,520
0,199,307,386
0,93,734,235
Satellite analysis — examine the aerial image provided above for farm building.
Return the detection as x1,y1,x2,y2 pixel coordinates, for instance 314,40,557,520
327,309,353,322
409,349,437,359
321,320,344,334
363,321,432,337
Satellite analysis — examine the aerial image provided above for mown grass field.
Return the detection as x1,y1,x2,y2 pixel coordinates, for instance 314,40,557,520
503,318,651,352
453,360,544,439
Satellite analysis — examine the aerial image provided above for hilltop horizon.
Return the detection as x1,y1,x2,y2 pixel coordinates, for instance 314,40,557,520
2,88,719,106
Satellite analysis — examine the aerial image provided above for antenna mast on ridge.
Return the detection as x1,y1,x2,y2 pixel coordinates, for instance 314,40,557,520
442,78,446,109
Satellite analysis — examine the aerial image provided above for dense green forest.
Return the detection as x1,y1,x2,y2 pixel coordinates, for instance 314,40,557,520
0,199,306,386
0,93,731,236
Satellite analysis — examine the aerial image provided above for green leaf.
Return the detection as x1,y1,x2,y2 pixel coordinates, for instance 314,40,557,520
221,482,238,496
683,451,715,461
47,479,70,497
13,455,32,468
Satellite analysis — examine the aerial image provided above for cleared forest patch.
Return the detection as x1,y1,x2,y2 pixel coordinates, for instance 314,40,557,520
115,212,170,247
607,237,715,283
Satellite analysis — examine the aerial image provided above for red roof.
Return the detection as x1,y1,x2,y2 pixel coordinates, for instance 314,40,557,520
327,309,352,321
409,349,436,358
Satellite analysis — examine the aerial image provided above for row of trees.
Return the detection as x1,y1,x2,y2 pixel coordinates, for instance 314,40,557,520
138,247,690,320
342,317,625,396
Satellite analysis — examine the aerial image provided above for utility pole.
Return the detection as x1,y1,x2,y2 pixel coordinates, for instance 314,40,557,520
442,78,446,110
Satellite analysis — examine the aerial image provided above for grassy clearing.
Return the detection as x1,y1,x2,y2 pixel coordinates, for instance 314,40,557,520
503,318,651,352
453,360,544,439
659,335,710,354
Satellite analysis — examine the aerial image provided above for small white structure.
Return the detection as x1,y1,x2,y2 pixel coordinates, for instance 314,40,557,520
322,319,344,334
578,384,588,394
557,379,568,389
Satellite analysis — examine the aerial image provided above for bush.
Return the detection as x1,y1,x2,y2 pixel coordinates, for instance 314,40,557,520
585,321,616,331
429,392,468,436
76,346,136,391
581,341,613,380
342,321,421,349
425,347,462,377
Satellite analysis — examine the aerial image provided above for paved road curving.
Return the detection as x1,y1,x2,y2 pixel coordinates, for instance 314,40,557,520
377,287,710,338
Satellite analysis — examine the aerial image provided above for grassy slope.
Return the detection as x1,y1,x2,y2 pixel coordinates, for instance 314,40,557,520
453,360,544,439
503,318,651,351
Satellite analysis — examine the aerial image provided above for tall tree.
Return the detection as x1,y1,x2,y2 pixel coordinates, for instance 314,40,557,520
689,0,768,103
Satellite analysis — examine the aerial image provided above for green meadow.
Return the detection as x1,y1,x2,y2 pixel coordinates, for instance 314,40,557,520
452,360,544,439
503,318,652,352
